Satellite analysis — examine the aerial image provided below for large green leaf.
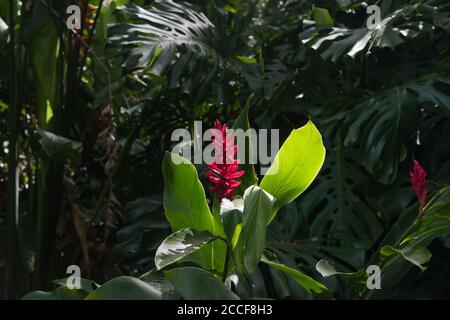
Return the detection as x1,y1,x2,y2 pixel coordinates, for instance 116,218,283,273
28,22,59,129
401,186,450,248
164,267,240,300
312,7,333,27
299,147,383,250
314,66,450,185
380,246,432,272
300,2,448,61
340,71,450,184
260,121,326,221
239,186,275,272
22,291,58,300
52,278,96,294
261,257,332,299
267,202,366,297
112,195,169,264
85,276,162,300
162,152,216,232
35,128,83,162
220,198,243,245
155,228,218,270
123,196,162,223
220,198,245,275
316,259,368,294
109,1,218,104
139,269,180,300
162,152,225,271
108,1,257,105
366,186,450,298
109,1,215,73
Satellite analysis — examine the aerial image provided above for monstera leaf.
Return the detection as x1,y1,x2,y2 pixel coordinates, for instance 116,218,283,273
340,73,450,184
299,147,383,250
267,202,367,297
109,1,215,71
300,1,449,62
112,195,170,264
109,1,256,104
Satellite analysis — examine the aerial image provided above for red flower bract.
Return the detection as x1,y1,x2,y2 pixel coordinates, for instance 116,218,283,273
206,119,245,201
410,160,427,210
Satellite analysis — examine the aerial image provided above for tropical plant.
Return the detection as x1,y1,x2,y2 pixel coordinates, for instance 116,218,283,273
1,0,450,300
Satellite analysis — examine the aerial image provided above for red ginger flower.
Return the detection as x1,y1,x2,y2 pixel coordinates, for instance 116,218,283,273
206,120,245,201
410,160,427,210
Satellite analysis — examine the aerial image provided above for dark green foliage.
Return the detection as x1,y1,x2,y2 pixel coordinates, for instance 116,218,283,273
0,0,449,300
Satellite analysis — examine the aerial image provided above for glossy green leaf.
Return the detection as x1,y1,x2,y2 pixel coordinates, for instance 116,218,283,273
155,228,217,270
316,259,368,293
55,287,89,300
162,152,225,271
162,152,215,232
52,278,96,294
85,276,162,300
301,3,430,61
28,22,59,129
220,198,243,243
22,291,58,300
380,246,432,271
367,186,450,298
401,186,450,248
262,257,332,299
379,186,450,269
164,267,240,300
139,269,180,300
312,7,334,27
260,121,326,221
235,55,257,64
240,186,275,272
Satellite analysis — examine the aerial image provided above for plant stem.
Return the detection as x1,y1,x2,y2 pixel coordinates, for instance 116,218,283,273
222,244,231,282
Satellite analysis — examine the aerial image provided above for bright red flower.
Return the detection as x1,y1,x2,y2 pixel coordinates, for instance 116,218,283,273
206,120,245,201
410,160,427,210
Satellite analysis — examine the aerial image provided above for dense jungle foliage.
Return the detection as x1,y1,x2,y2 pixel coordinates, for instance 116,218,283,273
0,0,450,300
